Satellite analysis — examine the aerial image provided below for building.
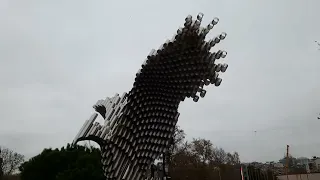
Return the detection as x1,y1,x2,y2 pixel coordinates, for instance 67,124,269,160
296,157,309,166
314,159,320,170
310,157,320,171
274,163,284,168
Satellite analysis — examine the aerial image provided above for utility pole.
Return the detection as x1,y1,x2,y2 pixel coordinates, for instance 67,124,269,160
286,145,289,180
0,149,3,180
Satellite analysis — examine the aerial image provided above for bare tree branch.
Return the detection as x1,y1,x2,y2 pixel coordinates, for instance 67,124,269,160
0,146,24,175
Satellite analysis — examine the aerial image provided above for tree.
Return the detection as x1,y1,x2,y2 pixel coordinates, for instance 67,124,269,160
225,152,240,165
191,138,214,165
189,138,240,166
18,127,242,180
19,144,104,180
169,137,242,180
166,126,186,163
212,147,227,165
162,125,186,178
0,146,24,175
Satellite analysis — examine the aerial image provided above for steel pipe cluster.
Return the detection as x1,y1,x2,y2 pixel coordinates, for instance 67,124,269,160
73,93,128,145
73,12,228,180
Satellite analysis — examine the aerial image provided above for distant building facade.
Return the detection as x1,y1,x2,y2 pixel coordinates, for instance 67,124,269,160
310,157,320,171
296,157,309,166
274,163,284,168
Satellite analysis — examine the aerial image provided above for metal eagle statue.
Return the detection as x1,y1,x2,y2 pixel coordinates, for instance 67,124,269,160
73,12,229,180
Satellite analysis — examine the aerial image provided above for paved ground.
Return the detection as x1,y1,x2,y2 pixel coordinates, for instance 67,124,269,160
277,173,320,180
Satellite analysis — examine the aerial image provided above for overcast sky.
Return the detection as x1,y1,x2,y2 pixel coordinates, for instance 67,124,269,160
0,0,320,163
